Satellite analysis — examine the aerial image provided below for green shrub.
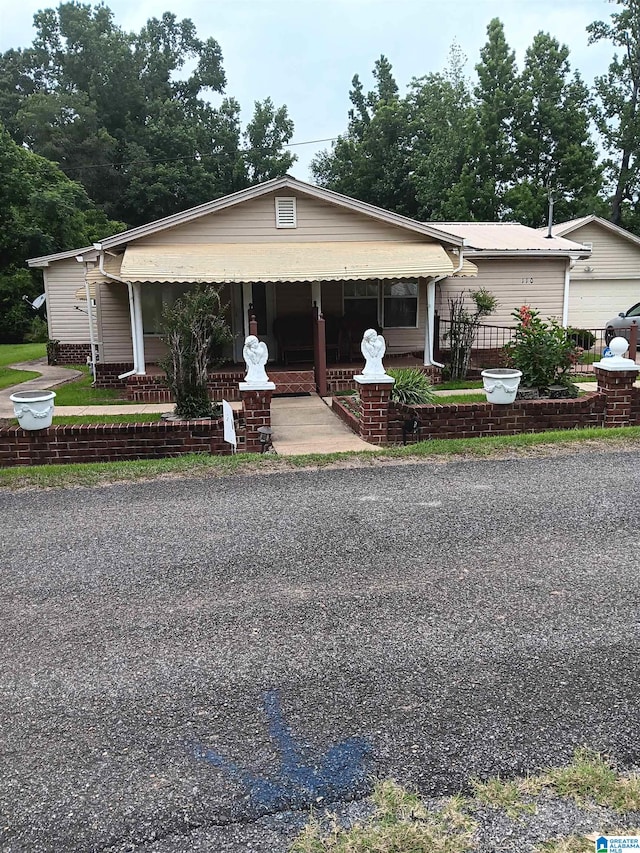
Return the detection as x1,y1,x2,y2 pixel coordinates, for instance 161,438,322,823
388,367,435,405
567,328,596,350
23,316,48,343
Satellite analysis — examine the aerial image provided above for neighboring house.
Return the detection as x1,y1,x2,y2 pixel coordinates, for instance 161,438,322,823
435,221,590,328
27,177,589,392
548,215,640,330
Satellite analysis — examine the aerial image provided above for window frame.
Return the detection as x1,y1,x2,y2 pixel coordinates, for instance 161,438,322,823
381,279,420,329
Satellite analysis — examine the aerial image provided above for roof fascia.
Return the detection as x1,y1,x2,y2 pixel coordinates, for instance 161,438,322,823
556,215,640,250
465,248,591,259
27,245,95,267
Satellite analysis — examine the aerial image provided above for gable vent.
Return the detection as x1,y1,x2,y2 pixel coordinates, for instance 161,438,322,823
275,196,297,228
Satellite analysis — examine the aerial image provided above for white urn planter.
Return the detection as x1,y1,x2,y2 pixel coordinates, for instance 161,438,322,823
10,390,56,430
481,368,522,405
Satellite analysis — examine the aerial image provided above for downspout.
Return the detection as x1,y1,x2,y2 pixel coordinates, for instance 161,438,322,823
77,256,98,379
424,245,466,367
562,255,578,329
96,248,145,378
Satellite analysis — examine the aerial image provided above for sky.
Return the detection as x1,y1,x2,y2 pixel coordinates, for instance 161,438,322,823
0,0,617,179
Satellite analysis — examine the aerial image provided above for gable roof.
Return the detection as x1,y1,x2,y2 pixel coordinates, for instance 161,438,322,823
548,215,640,250
93,175,466,252
436,222,590,255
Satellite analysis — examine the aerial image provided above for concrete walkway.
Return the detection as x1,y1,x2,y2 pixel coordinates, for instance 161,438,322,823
0,358,84,418
270,395,375,456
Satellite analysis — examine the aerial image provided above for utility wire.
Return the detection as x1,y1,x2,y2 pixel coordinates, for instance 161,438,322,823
61,135,340,174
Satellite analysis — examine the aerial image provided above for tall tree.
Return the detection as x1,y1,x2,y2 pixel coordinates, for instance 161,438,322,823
0,123,123,341
311,56,416,215
588,0,640,228
408,44,476,220
506,32,602,226
0,3,295,226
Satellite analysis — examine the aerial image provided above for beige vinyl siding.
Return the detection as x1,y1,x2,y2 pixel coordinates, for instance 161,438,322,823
136,191,433,246
44,258,95,344
568,279,640,329
97,281,133,362
568,223,640,279
437,258,566,328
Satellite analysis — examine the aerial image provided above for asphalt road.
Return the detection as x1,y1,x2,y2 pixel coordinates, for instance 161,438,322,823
1,451,639,852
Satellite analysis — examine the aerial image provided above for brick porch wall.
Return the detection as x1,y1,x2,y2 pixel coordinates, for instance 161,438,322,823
0,416,243,468
49,343,93,365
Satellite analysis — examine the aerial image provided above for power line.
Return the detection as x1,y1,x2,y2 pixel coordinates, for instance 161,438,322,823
61,135,340,174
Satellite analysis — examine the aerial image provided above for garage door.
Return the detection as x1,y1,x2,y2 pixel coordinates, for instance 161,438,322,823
568,278,640,330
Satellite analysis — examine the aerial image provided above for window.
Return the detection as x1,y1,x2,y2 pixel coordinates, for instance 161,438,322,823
141,284,190,334
275,196,297,228
382,280,418,327
343,281,379,328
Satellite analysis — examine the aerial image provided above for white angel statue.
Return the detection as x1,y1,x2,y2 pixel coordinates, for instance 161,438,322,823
243,335,270,384
361,328,387,376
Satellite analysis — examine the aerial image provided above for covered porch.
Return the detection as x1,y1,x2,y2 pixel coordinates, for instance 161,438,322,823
89,239,476,396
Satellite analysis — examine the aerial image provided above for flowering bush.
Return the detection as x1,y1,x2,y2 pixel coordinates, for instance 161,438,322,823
504,306,579,391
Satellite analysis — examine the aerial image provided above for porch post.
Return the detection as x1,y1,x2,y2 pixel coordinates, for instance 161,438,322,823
248,305,258,337
313,304,328,397
132,282,146,375
242,282,252,337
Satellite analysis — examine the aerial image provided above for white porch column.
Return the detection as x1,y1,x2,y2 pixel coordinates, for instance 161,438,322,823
132,282,146,375
311,281,322,313
423,279,435,366
242,281,252,337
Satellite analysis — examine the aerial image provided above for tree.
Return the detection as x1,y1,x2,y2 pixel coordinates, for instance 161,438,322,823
588,0,640,229
453,19,518,220
506,33,602,226
244,97,295,183
311,56,417,216
160,286,232,420
409,44,477,220
0,122,123,342
0,3,295,225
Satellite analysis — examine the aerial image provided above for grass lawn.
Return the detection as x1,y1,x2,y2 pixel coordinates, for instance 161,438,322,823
0,368,41,391
50,413,163,425
1,426,640,490
52,365,135,405
437,378,484,390
434,393,487,404
0,343,47,390
291,749,640,852
0,343,47,367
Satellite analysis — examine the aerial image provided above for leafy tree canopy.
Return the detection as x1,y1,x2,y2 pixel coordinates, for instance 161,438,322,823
0,122,123,342
0,3,296,226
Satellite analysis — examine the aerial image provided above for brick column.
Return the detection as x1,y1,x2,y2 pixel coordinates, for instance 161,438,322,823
354,376,395,445
595,366,639,427
239,387,274,452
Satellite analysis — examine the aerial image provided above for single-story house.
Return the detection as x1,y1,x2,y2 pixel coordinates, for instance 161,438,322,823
548,215,640,329
27,176,590,396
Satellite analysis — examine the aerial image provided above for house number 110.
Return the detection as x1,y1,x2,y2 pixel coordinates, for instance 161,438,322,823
521,277,534,284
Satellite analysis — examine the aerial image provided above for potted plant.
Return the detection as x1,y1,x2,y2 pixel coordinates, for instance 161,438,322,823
10,389,56,429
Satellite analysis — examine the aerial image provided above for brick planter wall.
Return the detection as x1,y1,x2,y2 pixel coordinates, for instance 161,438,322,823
331,396,360,433
389,394,606,444
632,386,640,424
0,416,243,468
49,343,93,365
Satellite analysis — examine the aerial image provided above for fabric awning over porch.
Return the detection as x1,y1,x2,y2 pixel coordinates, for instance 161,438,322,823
117,242,477,283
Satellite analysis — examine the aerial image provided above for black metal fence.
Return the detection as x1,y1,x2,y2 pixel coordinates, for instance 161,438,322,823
436,318,639,376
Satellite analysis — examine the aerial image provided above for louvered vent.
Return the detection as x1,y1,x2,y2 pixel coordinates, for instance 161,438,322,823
275,196,297,228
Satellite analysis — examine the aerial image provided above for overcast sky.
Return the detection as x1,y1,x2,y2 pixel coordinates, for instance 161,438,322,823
0,0,616,179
